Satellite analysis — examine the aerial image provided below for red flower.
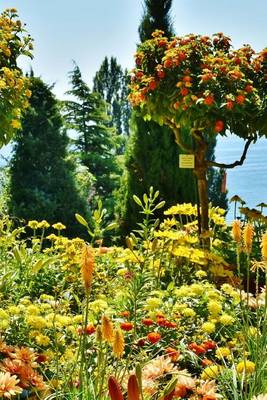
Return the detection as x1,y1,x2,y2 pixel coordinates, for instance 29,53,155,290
142,318,154,326
204,95,214,105
164,321,177,329
120,322,133,332
236,94,245,104
147,332,161,344
136,339,146,347
157,69,165,79
214,120,224,132
245,84,253,93
85,324,96,335
226,100,234,110
164,59,173,68
149,80,157,91
181,87,189,96
202,340,216,350
157,318,166,327
188,342,206,355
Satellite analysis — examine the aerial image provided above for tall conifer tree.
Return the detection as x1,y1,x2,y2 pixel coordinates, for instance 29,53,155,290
64,64,120,215
93,57,131,151
9,76,87,236
119,0,197,234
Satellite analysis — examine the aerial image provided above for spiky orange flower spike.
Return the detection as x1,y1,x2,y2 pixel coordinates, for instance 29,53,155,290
243,223,254,254
232,220,242,244
127,374,140,400
108,376,123,400
101,315,114,343
112,328,124,358
81,245,94,292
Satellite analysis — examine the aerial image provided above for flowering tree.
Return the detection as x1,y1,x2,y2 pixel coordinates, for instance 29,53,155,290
129,30,267,240
0,8,33,147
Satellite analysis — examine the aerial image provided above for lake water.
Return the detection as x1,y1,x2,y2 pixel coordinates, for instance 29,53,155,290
1,136,267,221
215,136,267,220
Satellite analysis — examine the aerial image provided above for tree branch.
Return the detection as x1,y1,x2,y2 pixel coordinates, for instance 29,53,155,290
165,118,194,154
208,137,254,169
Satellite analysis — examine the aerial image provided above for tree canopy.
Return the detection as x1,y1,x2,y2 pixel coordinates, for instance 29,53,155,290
129,30,267,237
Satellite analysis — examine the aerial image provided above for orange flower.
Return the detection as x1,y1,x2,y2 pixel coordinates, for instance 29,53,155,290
165,347,180,362
81,245,94,292
101,315,114,343
112,328,124,358
243,223,254,254
120,311,130,318
147,332,161,344
226,100,234,109
232,220,242,243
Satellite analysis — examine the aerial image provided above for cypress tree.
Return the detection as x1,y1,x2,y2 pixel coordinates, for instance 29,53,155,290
64,64,120,215
118,0,197,234
93,57,131,150
9,76,87,236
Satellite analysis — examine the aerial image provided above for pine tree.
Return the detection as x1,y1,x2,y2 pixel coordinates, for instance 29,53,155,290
9,76,87,237
64,64,120,215
118,0,197,234
93,57,131,142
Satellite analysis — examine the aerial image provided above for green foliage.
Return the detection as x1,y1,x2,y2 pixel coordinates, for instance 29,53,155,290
8,76,87,237
118,118,196,234
64,64,121,216
139,0,174,41
93,56,131,140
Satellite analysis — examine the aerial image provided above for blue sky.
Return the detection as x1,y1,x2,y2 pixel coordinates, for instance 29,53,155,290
1,0,266,98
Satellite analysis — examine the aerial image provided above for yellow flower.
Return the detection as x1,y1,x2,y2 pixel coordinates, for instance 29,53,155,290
215,347,231,359
37,220,50,229
146,297,161,310
52,222,66,230
27,220,39,230
35,334,51,347
202,321,216,334
207,301,222,316
195,270,207,279
201,365,221,380
182,308,196,318
236,360,255,374
219,314,235,325
261,232,267,261
112,328,124,358
10,119,21,129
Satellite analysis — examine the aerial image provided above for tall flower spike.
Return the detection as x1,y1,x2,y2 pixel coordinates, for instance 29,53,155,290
81,245,94,292
112,327,125,358
108,376,124,400
261,232,267,261
232,220,241,244
243,223,254,254
101,315,114,343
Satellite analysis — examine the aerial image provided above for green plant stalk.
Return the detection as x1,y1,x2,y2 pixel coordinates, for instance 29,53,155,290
79,288,90,396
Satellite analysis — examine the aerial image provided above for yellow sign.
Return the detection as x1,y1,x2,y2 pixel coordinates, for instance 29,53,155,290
179,154,195,169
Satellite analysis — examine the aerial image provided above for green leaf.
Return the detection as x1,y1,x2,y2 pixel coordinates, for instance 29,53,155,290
105,222,118,231
75,213,89,228
153,201,166,211
133,195,142,207
162,377,178,397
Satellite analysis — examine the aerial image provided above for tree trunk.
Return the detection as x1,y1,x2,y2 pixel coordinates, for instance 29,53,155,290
194,138,210,248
